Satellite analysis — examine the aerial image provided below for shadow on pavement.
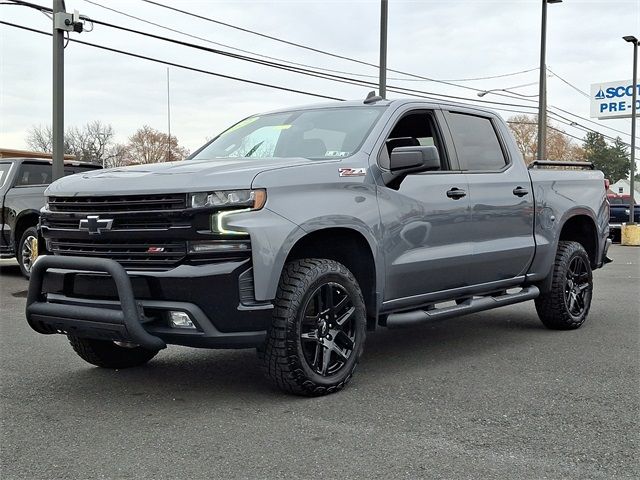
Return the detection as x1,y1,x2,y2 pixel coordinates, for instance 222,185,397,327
39,307,548,403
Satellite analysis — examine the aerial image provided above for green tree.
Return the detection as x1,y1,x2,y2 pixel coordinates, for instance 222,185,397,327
583,132,630,182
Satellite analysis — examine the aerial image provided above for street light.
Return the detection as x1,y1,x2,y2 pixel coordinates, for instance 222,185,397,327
537,0,562,161
623,35,638,225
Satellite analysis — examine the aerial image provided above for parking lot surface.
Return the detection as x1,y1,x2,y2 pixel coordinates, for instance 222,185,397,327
1,245,638,479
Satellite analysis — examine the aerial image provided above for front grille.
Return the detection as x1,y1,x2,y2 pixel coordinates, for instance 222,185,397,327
48,194,186,213
44,217,176,231
48,240,187,270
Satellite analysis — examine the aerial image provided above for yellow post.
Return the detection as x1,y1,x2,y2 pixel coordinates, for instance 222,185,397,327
621,224,640,246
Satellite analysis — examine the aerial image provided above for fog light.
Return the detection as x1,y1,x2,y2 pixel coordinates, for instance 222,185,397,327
168,311,196,329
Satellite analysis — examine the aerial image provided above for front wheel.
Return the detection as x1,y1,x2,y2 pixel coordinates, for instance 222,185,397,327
68,336,159,369
535,241,593,330
17,226,38,279
258,259,366,396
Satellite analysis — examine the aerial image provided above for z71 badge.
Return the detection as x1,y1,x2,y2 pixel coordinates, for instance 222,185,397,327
338,167,366,177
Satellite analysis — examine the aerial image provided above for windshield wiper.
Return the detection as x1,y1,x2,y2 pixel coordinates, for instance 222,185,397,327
245,141,265,158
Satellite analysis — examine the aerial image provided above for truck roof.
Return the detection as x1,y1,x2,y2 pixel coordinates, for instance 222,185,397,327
259,97,499,117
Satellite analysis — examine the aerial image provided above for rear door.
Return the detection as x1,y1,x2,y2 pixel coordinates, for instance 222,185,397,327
442,109,535,285
376,108,473,301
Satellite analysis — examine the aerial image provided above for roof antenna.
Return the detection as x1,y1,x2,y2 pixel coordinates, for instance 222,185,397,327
364,91,383,104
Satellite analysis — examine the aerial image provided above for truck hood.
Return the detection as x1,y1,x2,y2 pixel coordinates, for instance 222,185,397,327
45,157,316,196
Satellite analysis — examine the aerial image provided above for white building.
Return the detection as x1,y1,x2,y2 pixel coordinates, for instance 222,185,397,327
610,179,640,198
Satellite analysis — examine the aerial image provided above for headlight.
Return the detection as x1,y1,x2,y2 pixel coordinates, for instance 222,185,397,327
189,189,266,210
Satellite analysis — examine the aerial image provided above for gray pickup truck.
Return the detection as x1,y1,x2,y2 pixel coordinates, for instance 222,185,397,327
26,97,611,396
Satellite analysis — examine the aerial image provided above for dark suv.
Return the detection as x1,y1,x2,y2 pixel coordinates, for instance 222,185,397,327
0,157,101,277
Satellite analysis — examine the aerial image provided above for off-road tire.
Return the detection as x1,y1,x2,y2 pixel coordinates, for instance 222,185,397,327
68,336,159,369
17,226,38,279
258,259,366,396
535,241,593,330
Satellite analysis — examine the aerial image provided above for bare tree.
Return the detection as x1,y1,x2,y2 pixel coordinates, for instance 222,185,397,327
127,125,189,165
25,124,54,153
103,143,131,168
25,121,115,165
507,114,581,163
507,115,537,164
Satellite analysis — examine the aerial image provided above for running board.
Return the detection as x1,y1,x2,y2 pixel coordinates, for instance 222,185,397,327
386,286,540,328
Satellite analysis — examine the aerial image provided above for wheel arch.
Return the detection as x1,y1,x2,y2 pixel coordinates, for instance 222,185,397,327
13,210,40,246
558,212,598,267
536,210,599,294
283,227,381,330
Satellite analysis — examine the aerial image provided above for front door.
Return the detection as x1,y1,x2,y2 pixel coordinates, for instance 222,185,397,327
376,109,473,301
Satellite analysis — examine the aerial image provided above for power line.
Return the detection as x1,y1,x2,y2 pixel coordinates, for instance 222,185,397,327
136,0,542,100
85,0,538,85
0,20,345,101
507,121,586,143
547,67,590,98
3,3,638,150
136,0,638,142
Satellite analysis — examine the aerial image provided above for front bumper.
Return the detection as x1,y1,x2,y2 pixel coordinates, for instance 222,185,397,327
26,255,271,350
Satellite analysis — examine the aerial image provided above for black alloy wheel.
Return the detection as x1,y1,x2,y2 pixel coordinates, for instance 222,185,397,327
300,282,358,377
535,240,593,330
564,255,592,318
258,259,366,396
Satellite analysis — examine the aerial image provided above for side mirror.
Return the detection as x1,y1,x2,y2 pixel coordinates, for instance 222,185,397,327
389,145,441,174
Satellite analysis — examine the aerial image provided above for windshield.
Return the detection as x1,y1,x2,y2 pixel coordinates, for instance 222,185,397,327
191,106,385,161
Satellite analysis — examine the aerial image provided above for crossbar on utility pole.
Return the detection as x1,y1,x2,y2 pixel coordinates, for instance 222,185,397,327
52,0,66,181
379,0,388,99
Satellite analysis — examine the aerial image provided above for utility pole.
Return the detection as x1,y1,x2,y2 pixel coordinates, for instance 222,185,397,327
623,35,638,225
378,0,388,98
52,0,66,181
52,0,84,180
537,0,562,161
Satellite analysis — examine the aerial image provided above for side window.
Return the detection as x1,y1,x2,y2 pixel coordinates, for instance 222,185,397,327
15,163,52,186
64,165,101,175
447,112,507,171
379,112,448,170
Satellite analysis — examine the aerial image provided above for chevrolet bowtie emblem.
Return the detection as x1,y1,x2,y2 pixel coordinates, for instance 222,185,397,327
78,215,114,235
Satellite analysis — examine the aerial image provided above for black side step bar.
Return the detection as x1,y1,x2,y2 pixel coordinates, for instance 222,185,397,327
386,286,540,328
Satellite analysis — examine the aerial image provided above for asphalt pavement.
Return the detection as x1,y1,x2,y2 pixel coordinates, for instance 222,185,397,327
1,245,638,480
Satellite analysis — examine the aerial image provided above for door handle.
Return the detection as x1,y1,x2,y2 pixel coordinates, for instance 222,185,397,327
513,186,529,197
446,187,467,199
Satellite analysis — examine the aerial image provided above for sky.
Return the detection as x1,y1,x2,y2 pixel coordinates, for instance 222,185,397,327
1,0,639,155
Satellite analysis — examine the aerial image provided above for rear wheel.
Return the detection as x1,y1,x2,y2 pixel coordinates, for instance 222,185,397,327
258,259,366,396
68,336,159,369
17,226,38,279
535,241,593,330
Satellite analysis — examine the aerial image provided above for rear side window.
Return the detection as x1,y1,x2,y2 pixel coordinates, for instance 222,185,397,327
64,165,101,175
15,163,52,186
447,113,507,171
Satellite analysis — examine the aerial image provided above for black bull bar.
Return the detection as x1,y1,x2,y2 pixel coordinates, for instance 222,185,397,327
25,255,166,351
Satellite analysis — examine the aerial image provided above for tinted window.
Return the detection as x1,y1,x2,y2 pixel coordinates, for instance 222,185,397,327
447,113,506,171
64,164,101,175
15,163,52,186
380,112,448,170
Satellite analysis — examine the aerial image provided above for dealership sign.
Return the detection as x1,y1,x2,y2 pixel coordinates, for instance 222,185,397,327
591,80,640,119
